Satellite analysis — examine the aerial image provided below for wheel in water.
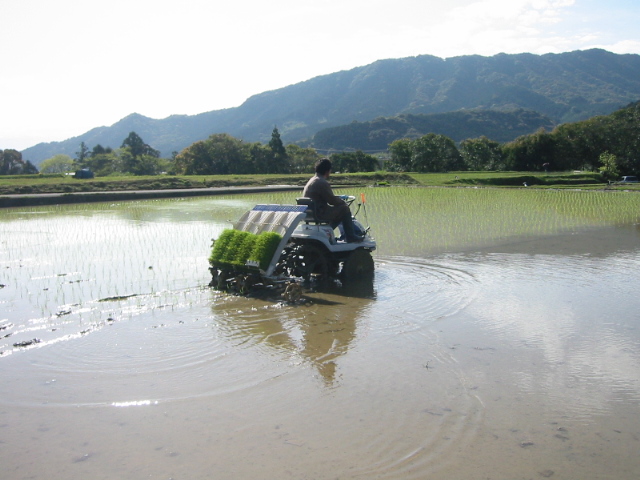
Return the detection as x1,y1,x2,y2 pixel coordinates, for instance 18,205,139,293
290,244,329,285
217,270,231,290
282,282,302,303
341,249,374,281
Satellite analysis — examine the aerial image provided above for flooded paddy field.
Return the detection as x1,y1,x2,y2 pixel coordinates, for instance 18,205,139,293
1,187,639,479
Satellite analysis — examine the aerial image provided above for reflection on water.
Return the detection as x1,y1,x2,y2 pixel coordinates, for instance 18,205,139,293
212,293,364,386
454,233,640,421
1,193,640,479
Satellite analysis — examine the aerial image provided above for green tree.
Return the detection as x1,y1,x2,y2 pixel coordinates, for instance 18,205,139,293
75,142,90,168
0,149,37,175
121,132,160,159
599,152,619,181
388,139,413,171
174,141,208,175
550,122,591,171
130,154,168,175
286,144,320,173
249,143,272,174
554,102,640,175
120,132,160,174
266,127,289,173
85,150,121,176
40,154,75,174
330,150,379,172
91,144,113,157
1,149,22,175
502,129,556,171
23,160,39,174
459,136,504,171
174,134,251,175
598,101,640,175
411,134,463,172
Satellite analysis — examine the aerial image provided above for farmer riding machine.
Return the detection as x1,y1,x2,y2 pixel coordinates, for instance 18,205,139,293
209,195,376,300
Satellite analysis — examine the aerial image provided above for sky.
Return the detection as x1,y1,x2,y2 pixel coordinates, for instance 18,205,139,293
2,0,640,151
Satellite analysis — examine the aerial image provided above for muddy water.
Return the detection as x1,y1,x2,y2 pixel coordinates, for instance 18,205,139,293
1,191,639,479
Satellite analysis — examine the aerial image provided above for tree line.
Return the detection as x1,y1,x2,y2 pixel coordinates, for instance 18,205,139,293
388,101,640,176
7,100,639,178
72,131,167,176
173,128,380,175
9,131,170,176
18,128,378,177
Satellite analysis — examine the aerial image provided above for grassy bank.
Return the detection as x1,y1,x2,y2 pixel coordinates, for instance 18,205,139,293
409,171,614,188
0,172,417,196
1,170,637,198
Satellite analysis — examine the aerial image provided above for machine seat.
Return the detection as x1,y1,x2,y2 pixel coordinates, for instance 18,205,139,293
296,197,330,225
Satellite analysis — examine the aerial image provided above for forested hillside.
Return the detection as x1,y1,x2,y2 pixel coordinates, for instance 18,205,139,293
312,109,555,151
22,49,640,166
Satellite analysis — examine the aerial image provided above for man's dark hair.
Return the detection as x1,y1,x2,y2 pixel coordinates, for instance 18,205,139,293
315,158,332,175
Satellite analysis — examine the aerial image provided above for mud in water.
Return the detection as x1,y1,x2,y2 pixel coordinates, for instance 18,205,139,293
1,196,639,479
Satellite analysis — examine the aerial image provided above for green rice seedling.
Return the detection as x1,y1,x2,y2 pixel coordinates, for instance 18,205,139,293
234,231,258,268
209,230,283,272
220,230,250,266
248,232,283,271
220,230,252,268
347,186,640,256
209,229,237,266
2,188,639,326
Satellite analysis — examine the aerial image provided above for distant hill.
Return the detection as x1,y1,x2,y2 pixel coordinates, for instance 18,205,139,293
22,48,640,166
312,109,555,151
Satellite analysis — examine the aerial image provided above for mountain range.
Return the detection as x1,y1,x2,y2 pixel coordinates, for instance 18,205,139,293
22,48,640,166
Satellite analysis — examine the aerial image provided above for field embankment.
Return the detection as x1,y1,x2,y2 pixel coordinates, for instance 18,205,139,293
0,172,416,195
1,171,636,208
410,171,609,188
0,173,416,207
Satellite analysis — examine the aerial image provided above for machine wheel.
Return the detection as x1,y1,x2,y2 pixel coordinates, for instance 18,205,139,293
341,249,374,282
236,274,257,294
216,269,232,290
290,244,330,285
282,282,303,303
273,245,295,277
209,267,220,287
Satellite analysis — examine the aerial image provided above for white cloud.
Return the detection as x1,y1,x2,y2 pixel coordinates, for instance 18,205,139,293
593,39,640,54
423,0,578,56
